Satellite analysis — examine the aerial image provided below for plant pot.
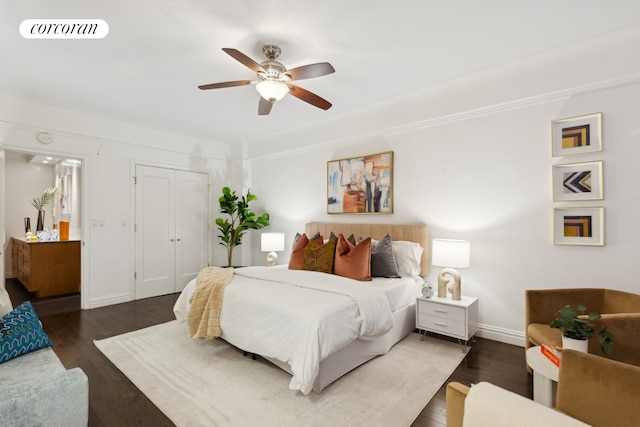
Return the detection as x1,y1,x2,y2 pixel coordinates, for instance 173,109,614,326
562,335,588,353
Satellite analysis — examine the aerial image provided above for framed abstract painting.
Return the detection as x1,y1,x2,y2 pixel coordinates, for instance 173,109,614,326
552,161,603,202
327,151,393,214
551,112,602,157
553,207,604,246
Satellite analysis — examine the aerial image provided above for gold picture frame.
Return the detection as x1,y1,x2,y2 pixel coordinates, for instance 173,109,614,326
552,161,603,202
551,112,602,157
327,151,393,214
553,206,604,246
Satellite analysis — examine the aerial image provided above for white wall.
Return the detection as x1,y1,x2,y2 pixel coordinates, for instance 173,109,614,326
0,95,238,308
2,25,639,346
246,26,640,345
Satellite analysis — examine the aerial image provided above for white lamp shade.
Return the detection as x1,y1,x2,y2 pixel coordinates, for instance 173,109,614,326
256,80,289,102
431,239,470,268
261,232,285,252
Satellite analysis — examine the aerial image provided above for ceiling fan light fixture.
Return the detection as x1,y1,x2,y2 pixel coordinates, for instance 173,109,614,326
256,80,289,102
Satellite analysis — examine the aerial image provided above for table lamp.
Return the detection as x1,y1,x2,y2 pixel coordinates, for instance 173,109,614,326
432,239,470,300
261,232,285,266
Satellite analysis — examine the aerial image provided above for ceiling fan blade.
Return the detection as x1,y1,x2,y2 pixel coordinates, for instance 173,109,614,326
222,48,265,73
258,97,273,116
287,84,332,110
285,62,335,81
198,80,254,90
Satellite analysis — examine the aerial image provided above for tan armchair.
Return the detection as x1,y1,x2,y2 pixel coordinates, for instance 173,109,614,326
525,288,640,368
446,349,640,427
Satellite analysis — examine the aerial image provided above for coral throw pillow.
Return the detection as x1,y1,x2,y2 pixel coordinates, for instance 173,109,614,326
334,234,372,281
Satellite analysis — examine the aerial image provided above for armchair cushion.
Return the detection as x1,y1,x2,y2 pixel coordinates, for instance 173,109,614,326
462,382,588,427
446,350,640,427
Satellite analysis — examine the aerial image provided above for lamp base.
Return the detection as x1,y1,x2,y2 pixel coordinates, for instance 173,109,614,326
437,268,462,300
266,252,278,267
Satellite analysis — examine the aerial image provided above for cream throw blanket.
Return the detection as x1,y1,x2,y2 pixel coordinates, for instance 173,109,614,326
186,267,234,339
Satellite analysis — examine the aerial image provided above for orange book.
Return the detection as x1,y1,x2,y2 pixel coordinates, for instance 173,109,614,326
540,344,561,367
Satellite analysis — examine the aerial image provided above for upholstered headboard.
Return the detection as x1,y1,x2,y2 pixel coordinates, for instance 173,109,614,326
304,222,430,276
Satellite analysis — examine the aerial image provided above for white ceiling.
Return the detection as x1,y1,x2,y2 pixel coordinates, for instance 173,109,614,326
2,1,640,145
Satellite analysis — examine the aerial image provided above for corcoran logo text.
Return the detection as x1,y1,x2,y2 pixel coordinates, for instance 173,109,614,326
20,19,109,39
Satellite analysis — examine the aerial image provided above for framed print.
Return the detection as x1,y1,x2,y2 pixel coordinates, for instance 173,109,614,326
327,151,393,214
553,207,604,246
552,161,603,202
551,112,602,157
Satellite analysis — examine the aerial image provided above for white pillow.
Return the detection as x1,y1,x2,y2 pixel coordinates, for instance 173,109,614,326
391,240,423,277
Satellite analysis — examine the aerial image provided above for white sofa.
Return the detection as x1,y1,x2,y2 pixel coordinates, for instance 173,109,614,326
0,287,89,427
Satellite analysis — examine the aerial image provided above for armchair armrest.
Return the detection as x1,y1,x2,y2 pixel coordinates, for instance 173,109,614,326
0,367,88,427
446,382,470,427
557,349,640,426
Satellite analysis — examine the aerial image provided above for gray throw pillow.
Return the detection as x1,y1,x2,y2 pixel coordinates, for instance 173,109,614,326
371,234,400,278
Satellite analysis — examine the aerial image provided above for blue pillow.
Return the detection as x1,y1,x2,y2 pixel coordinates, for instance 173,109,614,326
0,301,53,364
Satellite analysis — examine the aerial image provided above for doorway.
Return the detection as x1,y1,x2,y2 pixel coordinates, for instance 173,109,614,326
2,150,83,314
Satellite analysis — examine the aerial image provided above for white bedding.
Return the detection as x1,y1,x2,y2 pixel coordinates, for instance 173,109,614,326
174,266,421,394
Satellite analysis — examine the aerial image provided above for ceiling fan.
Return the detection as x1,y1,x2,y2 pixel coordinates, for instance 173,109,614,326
198,45,335,115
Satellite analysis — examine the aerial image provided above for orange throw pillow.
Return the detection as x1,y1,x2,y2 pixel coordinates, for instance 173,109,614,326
334,234,372,281
289,233,323,270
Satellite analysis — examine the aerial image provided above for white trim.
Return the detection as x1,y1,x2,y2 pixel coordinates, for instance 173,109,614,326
249,73,640,164
476,323,525,347
89,292,131,309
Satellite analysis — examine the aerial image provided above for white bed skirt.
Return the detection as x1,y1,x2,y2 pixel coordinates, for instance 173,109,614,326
265,301,417,393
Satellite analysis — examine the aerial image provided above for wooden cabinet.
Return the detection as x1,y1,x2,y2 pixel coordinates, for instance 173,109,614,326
416,295,479,342
11,237,81,298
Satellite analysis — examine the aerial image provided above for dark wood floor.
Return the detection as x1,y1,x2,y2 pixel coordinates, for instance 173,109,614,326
6,280,532,427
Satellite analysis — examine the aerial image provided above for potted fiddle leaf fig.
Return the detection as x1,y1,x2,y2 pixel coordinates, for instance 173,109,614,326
550,304,614,354
216,187,270,267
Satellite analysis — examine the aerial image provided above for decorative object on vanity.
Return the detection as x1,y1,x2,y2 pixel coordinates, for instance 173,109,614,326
216,187,270,267
552,161,603,202
553,206,604,246
30,186,57,232
24,217,31,234
261,232,285,266
432,239,470,300
551,112,602,157
198,45,335,116
327,151,393,214
550,304,614,355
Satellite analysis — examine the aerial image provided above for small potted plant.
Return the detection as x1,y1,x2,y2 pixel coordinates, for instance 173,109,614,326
215,187,270,267
550,304,614,354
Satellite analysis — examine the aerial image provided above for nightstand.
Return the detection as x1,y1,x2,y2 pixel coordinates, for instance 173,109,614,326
416,295,479,351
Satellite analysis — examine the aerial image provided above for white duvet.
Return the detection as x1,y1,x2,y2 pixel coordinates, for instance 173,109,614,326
173,266,394,394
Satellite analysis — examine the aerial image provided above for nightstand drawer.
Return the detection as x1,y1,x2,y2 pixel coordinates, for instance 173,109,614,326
417,313,466,338
417,300,465,322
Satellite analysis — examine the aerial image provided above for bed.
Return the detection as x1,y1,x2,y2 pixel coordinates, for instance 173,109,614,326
173,222,430,394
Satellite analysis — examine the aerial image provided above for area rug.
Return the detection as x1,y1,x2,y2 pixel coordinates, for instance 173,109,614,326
95,320,467,427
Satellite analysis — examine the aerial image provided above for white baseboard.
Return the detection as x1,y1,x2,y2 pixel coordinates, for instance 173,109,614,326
89,292,131,309
476,323,525,347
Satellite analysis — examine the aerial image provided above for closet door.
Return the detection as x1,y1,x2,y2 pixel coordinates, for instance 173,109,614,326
174,170,208,292
135,165,209,299
135,165,176,299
